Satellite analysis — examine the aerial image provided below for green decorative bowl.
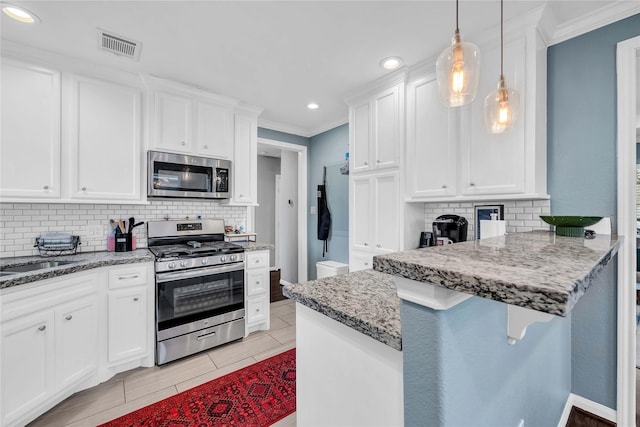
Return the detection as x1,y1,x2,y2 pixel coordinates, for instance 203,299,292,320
539,216,603,237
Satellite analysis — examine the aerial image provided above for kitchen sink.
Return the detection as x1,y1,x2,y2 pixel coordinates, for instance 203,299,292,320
0,260,78,274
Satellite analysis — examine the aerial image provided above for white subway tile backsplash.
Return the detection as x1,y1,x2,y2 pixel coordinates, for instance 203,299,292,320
424,199,550,241
0,201,247,258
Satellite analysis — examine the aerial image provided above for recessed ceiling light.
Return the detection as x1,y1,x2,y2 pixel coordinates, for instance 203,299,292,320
1,3,40,23
380,56,403,70
307,103,319,110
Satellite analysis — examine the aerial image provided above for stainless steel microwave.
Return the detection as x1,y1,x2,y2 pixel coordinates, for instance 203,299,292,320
147,151,231,199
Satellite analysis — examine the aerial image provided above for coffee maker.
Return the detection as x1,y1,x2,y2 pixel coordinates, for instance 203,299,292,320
432,214,468,243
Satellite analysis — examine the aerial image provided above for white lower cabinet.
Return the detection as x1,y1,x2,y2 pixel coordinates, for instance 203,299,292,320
245,250,270,333
56,295,98,389
0,262,154,427
1,310,55,425
350,251,374,272
106,264,152,365
108,288,148,363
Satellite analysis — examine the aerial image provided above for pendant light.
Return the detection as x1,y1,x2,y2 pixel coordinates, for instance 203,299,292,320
484,0,519,134
436,0,480,107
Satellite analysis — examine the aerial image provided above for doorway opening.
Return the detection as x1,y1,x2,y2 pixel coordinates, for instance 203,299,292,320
253,138,308,290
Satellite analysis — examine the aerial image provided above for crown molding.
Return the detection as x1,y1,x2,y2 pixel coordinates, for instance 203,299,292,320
548,1,640,46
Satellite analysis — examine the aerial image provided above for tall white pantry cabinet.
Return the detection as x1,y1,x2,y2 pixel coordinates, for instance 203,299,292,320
346,72,424,271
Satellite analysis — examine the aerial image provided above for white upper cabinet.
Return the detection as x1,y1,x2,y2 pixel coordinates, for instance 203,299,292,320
229,110,259,205
460,36,527,196
347,78,404,174
147,76,237,160
65,74,143,201
196,101,234,159
404,16,548,202
406,71,458,199
154,91,192,153
0,59,61,199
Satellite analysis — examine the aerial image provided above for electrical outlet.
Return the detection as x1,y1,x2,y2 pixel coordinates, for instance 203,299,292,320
86,224,103,237
310,205,317,215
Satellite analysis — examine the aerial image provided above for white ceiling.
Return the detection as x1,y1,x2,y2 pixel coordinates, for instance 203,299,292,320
0,1,633,137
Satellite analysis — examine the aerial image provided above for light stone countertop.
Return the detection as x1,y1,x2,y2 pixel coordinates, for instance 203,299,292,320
0,250,155,289
373,231,621,317
234,241,274,251
283,270,402,350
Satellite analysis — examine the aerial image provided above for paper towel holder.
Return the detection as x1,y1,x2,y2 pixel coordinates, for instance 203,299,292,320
474,204,504,240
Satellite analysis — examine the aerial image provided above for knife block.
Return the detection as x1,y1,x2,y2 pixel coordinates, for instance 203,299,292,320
115,231,133,252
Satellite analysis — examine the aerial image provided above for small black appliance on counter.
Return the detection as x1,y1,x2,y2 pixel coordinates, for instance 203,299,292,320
432,214,468,243
419,231,436,248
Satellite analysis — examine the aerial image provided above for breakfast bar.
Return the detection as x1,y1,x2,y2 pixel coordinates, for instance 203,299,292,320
284,231,621,426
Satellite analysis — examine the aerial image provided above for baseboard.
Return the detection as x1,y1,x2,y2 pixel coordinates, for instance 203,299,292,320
557,393,617,427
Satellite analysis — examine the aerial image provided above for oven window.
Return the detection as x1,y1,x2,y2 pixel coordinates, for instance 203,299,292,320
157,269,244,331
153,161,212,192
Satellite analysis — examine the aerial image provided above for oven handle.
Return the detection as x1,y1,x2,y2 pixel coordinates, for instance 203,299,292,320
156,262,244,283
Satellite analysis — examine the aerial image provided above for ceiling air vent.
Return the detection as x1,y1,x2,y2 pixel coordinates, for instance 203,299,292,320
97,29,142,61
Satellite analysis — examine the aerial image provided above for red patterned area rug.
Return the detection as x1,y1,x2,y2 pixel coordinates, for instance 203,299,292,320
99,348,296,427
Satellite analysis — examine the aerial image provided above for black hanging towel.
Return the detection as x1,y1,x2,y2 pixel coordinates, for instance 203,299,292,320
317,167,331,257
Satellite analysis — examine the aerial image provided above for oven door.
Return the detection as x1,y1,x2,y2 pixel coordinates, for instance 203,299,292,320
155,262,244,333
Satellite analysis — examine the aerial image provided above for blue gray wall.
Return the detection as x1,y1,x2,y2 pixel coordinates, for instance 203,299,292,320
258,127,310,146
402,297,571,426
547,13,640,408
307,124,350,279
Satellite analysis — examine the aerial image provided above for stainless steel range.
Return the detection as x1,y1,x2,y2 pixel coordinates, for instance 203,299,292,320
147,219,245,365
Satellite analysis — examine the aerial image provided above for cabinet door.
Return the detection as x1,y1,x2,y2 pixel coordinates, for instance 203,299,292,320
373,85,401,169
196,101,233,159
154,91,192,153
406,74,458,199
55,295,98,389
1,311,55,425
350,175,372,250
108,287,148,363
0,59,61,199
232,114,257,204
350,101,371,173
373,173,400,252
461,36,526,196
67,75,142,200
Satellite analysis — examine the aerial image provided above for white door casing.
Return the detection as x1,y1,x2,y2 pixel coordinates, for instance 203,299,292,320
615,34,640,427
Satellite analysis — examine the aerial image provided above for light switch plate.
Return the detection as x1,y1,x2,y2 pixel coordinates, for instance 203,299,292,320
310,205,317,214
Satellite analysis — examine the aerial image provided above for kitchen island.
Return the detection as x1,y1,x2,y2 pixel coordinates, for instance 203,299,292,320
284,231,620,427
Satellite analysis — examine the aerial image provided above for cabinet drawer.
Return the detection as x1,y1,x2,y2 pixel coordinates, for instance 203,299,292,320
246,296,268,326
246,252,268,270
350,252,374,272
108,265,148,289
247,270,269,297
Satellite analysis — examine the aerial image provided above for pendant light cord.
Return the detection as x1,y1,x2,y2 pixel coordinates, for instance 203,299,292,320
455,0,459,32
500,0,504,78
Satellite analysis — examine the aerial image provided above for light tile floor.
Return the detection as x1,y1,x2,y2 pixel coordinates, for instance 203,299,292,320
28,299,297,427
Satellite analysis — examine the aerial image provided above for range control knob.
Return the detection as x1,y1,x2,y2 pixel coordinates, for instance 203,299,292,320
180,261,188,267
168,262,176,269
201,258,209,265
230,255,237,261
220,256,226,262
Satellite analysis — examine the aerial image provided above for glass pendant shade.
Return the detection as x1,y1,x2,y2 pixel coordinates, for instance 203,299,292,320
484,76,519,134
436,30,480,107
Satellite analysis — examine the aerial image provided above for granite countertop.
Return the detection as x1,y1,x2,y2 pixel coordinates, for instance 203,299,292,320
283,270,402,350
373,231,621,317
235,241,274,251
0,249,155,289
